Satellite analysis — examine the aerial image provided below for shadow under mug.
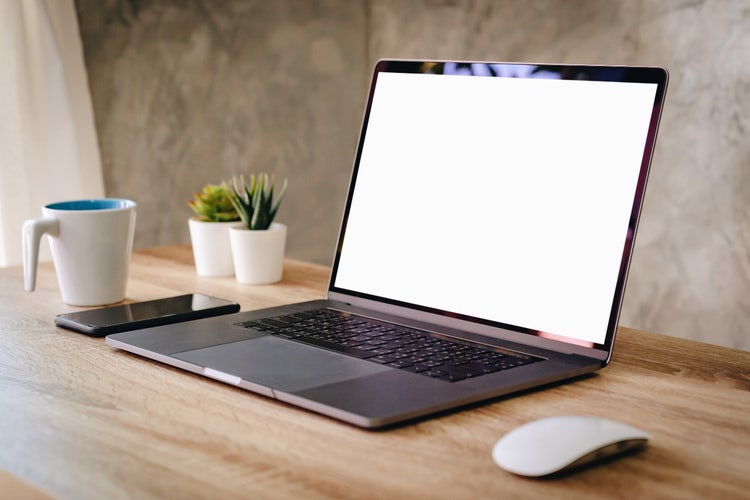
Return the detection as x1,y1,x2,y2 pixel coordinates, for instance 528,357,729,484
23,199,137,306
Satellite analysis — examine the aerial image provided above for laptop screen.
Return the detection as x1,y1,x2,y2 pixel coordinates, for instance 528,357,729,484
331,61,667,349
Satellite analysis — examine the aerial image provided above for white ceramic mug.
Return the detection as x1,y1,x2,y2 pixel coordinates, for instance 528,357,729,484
23,199,137,306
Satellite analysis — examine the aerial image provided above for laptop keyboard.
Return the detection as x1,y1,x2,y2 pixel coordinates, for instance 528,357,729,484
237,309,540,382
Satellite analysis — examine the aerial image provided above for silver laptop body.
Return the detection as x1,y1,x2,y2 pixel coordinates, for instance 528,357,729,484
107,60,668,428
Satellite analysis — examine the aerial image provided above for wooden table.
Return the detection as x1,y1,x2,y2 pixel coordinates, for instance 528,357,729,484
1,245,749,499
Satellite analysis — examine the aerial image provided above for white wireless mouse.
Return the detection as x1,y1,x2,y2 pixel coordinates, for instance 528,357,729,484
492,415,650,477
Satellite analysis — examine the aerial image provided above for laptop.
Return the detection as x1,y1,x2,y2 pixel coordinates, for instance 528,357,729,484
107,60,668,428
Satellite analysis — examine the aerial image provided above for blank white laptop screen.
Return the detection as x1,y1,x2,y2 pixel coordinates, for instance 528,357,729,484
334,65,658,346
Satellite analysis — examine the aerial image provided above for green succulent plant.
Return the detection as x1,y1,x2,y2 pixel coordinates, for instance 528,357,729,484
227,173,287,230
188,184,240,222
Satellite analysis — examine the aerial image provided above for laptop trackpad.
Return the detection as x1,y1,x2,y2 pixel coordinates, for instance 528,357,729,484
173,336,391,393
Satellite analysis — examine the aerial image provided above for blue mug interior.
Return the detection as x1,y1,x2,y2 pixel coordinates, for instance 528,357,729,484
46,199,135,211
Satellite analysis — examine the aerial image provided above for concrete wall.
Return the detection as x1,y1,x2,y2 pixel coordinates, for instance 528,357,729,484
75,0,750,350
76,0,368,266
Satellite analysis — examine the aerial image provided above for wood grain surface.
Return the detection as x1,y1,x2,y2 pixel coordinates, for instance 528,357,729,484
1,245,748,499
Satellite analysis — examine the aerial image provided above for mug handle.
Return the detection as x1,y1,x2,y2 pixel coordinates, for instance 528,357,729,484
22,217,59,292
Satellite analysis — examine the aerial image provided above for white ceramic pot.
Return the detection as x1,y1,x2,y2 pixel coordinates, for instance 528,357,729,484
188,218,235,276
229,222,287,284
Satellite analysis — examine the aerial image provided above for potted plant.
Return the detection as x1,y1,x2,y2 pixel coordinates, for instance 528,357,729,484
188,183,240,276
227,173,288,284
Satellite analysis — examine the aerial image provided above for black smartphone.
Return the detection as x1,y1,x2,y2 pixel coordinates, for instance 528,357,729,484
54,293,241,337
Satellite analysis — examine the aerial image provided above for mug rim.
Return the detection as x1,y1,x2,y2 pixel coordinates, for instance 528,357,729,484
45,198,137,212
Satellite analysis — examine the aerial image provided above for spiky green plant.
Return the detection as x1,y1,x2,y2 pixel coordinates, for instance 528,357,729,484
188,184,240,222
227,173,287,230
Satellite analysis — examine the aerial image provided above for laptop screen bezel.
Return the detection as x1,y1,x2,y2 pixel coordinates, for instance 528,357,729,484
327,59,668,361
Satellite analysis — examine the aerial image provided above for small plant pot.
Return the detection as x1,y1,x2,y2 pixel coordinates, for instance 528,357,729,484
229,222,287,284
188,218,235,277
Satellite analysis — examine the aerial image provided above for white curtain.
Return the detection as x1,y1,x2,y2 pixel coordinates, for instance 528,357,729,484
0,0,104,267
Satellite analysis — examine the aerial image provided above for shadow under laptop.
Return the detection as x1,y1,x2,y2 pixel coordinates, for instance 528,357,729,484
370,372,598,432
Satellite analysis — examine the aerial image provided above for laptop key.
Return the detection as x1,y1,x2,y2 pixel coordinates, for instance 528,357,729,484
288,312,315,320
368,356,393,364
443,365,484,378
389,360,415,369
258,318,293,328
239,321,281,334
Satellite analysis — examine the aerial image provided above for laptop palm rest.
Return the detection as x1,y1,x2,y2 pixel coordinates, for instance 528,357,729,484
173,336,390,393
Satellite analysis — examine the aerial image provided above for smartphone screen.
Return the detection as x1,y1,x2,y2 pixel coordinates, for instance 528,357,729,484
55,293,240,337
